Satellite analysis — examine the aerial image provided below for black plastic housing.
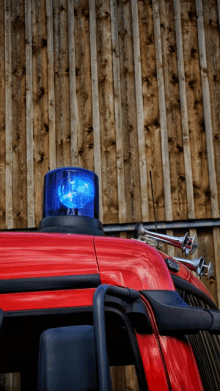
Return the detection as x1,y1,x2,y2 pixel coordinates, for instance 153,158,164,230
38,215,104,236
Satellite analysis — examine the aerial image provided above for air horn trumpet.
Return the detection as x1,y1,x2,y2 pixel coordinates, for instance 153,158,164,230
134,223,198,256
173,256,214,279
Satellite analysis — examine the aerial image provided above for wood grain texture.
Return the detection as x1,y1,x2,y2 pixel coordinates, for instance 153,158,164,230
181,0,211,219
68,0,78,167
117,0,142,223
110,366,139,391
160,0,187,221
89,0,103,220
196,0,219,219
173,0,195,220
0,373,20,391
202,0,220,218
202,0,220,305
138,0,165,222
152,0,173,221
46,0,56,170
5,0,13,229
110,0,126,223
32,0,49,226
96,0,118,224
11,0,27,229
74,0,93,171
0,0,5,229
218,0,220,32
25,0,35,227
54,0,71,168
198,229,217,304
131,0,149,222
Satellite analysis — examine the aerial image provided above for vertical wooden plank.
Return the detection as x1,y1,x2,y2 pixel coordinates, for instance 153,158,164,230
46,0,56,170
218,0,220,31
68,0,78,166
152,0,173,221
110,0,126,223
11,0,27,229
0,0,5,229
173,0,195,220
131,0,149,222
117,0,142,223
159,0,187,221
125,365,139,391
198,230,217,304
110,366,126,391
25,0,35,227
196,0,219,219
181,1,211,219
138,1,165,222
202,0,220,218
89,0,103,220
96,0,118,224
54,0,71,168
74,0,93,171
5,0,13,229
4,373,20,391
201,1,220,302
189,227,199,260
32,0,49,226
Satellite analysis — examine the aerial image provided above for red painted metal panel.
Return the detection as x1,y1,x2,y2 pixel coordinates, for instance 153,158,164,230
158,251,212,299
0,288,95,311
0,233,98,279
141,294,204,391
136,333,170,391
94,237,175,291
159,336,204,391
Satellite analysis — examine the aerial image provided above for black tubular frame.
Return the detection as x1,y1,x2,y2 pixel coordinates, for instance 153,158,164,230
93,284,148,391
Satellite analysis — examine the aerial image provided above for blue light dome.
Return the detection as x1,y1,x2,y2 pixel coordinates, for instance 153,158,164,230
42,167,99,219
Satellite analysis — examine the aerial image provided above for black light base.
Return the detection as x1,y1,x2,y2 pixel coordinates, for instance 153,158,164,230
38,215,105,236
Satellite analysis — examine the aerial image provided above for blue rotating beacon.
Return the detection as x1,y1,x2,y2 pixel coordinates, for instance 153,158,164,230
38,167,104,236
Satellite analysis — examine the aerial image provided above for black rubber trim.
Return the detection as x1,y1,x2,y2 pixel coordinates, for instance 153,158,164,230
0,274,101,294
4,306,93,317
171,274,218,310
141,290,219,334
106,306,149,391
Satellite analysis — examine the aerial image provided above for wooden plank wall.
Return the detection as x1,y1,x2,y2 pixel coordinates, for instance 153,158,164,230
0,0,220,302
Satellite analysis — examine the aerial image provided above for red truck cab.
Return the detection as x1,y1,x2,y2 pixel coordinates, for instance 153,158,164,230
0,167,219,391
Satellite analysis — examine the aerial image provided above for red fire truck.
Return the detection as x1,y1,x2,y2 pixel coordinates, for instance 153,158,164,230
0,167,219,391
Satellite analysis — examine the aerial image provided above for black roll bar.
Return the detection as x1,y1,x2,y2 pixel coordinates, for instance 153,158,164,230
92,285,139,391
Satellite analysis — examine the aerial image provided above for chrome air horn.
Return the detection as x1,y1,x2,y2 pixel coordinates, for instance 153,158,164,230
173,256,214,279
134,223,198,256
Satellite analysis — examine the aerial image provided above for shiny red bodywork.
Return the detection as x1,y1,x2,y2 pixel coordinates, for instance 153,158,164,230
0,232,209,390
158,250,213,299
